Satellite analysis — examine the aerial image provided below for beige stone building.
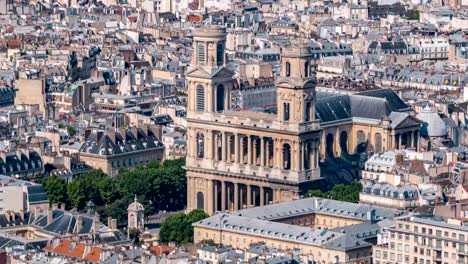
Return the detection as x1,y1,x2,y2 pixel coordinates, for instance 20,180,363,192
194,197,400,264
79,126,164,176
185,26,422,215
373,215,468,264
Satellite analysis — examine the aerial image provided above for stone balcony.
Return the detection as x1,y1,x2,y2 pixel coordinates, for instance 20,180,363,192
186,156,321,184
188,110,321,134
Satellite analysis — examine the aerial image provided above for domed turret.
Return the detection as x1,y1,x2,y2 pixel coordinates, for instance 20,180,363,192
416,105,447,137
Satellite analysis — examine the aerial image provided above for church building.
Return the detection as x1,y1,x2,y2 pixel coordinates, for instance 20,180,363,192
185,26,421,215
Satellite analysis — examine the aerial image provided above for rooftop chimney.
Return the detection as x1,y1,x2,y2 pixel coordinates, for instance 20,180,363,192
47,207,53,225
4,211,10,222
76,215,83,233
19,210,24,222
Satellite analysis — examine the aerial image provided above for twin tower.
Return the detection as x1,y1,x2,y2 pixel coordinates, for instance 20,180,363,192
185,26,321,214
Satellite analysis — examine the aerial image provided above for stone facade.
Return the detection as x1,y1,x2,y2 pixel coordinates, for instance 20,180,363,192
186,26,422,215
185,27,321,214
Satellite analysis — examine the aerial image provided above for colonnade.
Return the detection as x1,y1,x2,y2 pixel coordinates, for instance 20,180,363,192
394,131,419,150
191,129,320,172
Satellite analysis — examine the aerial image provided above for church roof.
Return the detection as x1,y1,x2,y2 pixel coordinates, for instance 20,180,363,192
315,89,411,124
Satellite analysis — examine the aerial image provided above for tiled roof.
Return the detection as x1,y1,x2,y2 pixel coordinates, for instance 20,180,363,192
84,247,102,263
150,245,175,256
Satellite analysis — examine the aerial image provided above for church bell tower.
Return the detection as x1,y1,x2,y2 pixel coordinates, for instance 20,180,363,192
276,41,317,124
186,26,234,116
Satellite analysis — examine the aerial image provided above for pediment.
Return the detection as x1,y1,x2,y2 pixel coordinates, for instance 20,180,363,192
186,66,234,79
394,115,421,129
186,67,212,78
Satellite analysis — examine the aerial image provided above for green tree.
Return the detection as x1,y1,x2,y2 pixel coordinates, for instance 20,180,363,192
67,170,108,210
159,209,209,245
42,176,68,206
67,180,85,209
306,182,362,203
407,9,420,20
66,125,77,137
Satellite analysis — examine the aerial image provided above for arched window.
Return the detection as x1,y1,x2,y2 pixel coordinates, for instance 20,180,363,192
283,144,291,170
196,85,205,112
198,43,205,65
285,61,291,77
196,133,204,158
375,133,382,153
304,61,309,77
197,192,204,210
216,84,225,112
216,42,224,66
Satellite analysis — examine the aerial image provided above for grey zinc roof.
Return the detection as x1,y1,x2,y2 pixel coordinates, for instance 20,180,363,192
194,213,370,251
27,186,49,205
315,89,410,124
233,197,399,222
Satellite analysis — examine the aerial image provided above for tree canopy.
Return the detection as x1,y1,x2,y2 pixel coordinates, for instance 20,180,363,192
306,182,362,203
158,209,209,245
41,159,187,226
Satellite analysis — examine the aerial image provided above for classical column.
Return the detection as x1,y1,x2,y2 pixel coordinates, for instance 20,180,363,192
207,180,214,213
275,189,282,202
234,183,239,211
234,133,239,163
187,177,193,209
240,186,244,208
395,134,400,149
265,139,271,167
213,132,218,161
408,132,413,149
274,139,281,168
247,185,251,208
260,137,265,167
252,188,257,207
214,181,218,212
205,130,212,159
247,135,252,164
260,187,265,206
414,131,419,151
221,132,227,161
227,183,231,211
221,181,226,212
239,135,244,164
253,137,258,165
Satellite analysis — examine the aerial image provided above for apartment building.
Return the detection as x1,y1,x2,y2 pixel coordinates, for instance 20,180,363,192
0,175,49,214
373,215,468,264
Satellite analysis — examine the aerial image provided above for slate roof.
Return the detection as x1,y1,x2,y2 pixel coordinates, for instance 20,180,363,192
27,185,49,205
80,128,164,156
195,213,372,251
315,89,410,124
0,150,43,176
233,197,400,222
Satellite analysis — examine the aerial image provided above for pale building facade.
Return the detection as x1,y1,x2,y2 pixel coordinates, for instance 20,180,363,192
373,215,468,264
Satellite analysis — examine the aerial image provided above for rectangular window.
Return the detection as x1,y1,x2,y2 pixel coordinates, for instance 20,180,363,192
196,86,205,112
284,103,290,121
198,44,206,65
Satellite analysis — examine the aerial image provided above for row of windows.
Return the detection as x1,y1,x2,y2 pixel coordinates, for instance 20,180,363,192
196,85,225,112
400,224,466,241
197,42,224,66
